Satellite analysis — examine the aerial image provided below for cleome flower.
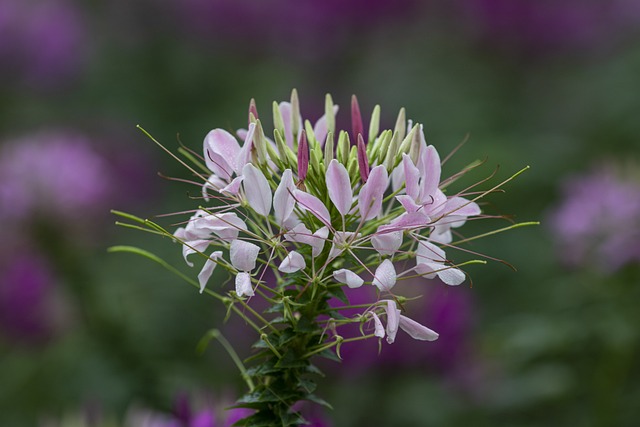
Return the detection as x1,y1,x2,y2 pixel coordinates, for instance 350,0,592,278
172,90,492,348
114,89,535,425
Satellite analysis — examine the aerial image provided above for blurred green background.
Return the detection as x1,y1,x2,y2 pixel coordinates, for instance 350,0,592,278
1,1,639,426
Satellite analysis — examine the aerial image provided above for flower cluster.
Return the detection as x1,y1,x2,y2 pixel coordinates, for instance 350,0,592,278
117,90,530,425
174,91,482,346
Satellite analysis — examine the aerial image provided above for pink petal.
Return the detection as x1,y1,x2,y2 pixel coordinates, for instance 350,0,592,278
402,154,421,201
370,312,385,339
294,189,332,228
372,259,396,292
391,163,406,193
220,176,244,195
379,211,430,233
418,145,441,201
230,239,260,272
385,299,401,344
202,173,227,201
371,230,403,256
242,163,272,217
358,165,389,221
395,194,421,213
278,251,306,273
204,129,241,180
235,122,256,173
235,272,254,297
333,269,364,288
326,159,353,217
273,169,296,227
443,196,481,217
313,105,339,148
398,315,439,341
197,251,223,293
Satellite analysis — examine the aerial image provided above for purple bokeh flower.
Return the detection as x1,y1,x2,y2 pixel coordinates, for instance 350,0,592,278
549,163,640,271
0,131,113,225
456,0,640,56
0,0,87,89
0,251,56,342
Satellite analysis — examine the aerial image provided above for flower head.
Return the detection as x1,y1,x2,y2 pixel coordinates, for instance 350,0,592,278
172,90,490,339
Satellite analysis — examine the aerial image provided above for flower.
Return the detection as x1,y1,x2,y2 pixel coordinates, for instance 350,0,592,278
0,0,86,89
121,90,529,424
548,163,640,271
0,131,113,225
173,90,484,342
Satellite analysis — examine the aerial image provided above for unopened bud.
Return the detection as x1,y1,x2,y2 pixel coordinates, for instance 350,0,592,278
272,101,286,137
368,105,381,145
325,94,336,137
290,89,302,145
248,98,258,125
351,95,364,143
324,132,334,164
357,134,369,183
298,130,309,181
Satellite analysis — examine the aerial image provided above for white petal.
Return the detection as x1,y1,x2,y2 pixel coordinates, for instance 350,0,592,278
437,267,466,286
181,239,209,267
333,269,364,288
416,239,447,264
203,129,240,180
278,251,306,273
372,259,397,292
193,212,247,242
242,163,272,216
230,239,260,272
197,251,223,293
371,312,385,339
398,315,439,341
311,226,329,258
385,299,401,344
327,231,356,260
202,174,226,201
371,230,403,257
235,272,254,297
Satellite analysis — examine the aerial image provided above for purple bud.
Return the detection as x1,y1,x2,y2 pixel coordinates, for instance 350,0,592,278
357,134,369,183
351,94,364,143
297,130,309,181
248,98,258,125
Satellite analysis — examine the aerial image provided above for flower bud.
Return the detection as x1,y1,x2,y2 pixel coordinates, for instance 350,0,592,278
351,94,364,143
290,89,302,145
368,104,381,144
357,134,369,183
248,98,258,125
297,130,309,181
